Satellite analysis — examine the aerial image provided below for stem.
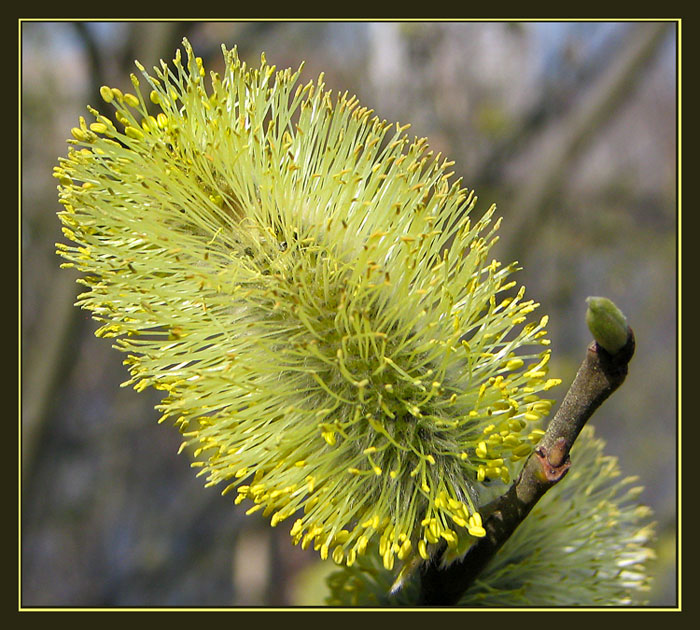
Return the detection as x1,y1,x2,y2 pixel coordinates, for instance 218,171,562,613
417,329,635,606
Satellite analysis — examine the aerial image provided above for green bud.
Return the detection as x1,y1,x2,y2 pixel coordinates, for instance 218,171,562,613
585,296,629,354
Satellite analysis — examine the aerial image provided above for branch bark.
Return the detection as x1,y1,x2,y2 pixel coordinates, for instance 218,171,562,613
417,329,636,606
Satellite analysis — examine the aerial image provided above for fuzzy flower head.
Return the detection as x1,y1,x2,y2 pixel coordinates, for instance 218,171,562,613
55,40,559,573
326,426,656,606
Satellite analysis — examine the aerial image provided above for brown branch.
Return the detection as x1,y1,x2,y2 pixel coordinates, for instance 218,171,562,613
417,329,635,606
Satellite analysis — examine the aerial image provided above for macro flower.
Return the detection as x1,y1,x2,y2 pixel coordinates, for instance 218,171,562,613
55,40,559,575
325,426,656,606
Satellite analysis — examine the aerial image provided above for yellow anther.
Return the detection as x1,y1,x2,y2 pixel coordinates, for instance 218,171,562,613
532,401,553,413
468,525,486,538
124,126,144,140
124,93,140,108
418,539,429,560
361,515,380,530
440,529,457,546
452,516,467,528
99,85,114,102
427,519,440,541
396,539,410,559
512,444,532,457
382,549,395,570
508,419,526,432
332,545,345,565
357,535,369,554
70,127,88,142
526,370,547,379
290,519,303,537
141,115,157,132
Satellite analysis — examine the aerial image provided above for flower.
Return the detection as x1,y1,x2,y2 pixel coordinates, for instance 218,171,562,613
55,40,558,574
325,426,656,606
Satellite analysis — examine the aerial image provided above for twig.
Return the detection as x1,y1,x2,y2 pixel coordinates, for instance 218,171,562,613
417,329,636,606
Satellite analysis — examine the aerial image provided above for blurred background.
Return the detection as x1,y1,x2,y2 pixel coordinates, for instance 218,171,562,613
21,20,678,608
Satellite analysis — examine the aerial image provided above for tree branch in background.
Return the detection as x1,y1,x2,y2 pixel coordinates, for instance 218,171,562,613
22,22,107,478
500,21,671,260
418,304,636,606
